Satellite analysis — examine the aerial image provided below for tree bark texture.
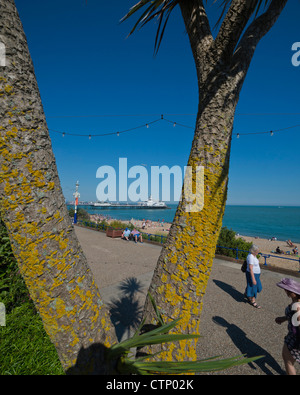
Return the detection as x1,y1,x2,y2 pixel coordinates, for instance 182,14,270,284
142,0,288,361
0,0,117,373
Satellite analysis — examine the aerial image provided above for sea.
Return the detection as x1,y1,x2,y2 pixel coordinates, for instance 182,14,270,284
73,204,300,243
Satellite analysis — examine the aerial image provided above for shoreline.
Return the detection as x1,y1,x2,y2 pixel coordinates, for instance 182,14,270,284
89,214,300,272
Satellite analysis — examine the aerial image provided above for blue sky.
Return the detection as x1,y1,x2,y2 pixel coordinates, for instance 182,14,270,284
14,0,300,206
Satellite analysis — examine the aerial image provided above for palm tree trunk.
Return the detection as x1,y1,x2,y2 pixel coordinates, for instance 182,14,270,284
143,71,242,361
142,0,287,362
0,0,117,373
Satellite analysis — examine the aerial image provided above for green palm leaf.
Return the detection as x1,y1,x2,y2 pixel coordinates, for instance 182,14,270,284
107,317,183,359
133,354,264,374
148,292,164,326
107,294,264,374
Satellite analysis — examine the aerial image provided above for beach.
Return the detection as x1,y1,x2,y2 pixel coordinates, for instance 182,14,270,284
89,214,300,273
237,235,299,272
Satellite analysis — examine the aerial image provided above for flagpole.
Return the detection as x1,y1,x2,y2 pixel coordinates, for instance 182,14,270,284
73,180,80,224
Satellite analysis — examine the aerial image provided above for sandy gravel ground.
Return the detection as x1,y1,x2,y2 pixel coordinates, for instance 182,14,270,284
75,225,300,375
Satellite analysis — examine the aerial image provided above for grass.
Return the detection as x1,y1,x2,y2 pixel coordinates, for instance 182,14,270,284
0,303,64,375
0,218,64,375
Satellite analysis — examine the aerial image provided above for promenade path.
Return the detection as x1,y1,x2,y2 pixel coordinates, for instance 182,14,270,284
74,225,300,375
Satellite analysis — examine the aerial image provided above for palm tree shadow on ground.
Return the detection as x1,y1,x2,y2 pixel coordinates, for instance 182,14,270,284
108,277,144,341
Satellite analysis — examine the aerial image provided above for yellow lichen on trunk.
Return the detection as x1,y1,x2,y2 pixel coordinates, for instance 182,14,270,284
0,32,117,371
145,134,230,363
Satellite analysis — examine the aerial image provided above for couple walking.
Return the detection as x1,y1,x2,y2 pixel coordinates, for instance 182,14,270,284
244,244,300,375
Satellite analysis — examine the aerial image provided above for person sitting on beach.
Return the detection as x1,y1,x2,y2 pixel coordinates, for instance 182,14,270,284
292,246,298,255
122,228,131,241
287,240,296,248
276,246,284,254
131,229,143,243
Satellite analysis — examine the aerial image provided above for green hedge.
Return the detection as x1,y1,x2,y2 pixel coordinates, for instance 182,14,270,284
216,227,252,260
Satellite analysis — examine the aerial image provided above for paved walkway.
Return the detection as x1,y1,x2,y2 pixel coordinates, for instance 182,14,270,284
75,225,300,375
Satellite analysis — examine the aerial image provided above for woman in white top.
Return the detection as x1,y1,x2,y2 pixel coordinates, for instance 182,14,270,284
245,244,262,308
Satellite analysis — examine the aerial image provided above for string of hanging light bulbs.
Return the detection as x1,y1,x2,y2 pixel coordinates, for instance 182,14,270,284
47,114,300,139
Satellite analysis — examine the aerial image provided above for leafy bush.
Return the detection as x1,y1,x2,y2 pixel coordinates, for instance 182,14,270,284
108,220,136,230
109,219,126,229
141,232,167,244
97,219,109,229
216,227,252,260
68,207,90,221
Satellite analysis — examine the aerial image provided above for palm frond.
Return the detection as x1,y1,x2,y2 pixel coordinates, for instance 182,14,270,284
148,292,164,326
132,354,264,374
121,0,180,54
107,293,264,374
122,0,274,53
